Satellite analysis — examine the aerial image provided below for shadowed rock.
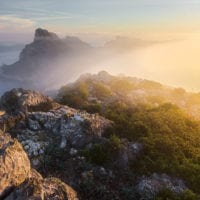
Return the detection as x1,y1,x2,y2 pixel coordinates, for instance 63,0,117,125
0,88,59,113
34,28,59,41
0,130,78,199
0,130,30,197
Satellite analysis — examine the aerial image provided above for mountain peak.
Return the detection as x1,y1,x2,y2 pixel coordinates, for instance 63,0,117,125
34,28,58,41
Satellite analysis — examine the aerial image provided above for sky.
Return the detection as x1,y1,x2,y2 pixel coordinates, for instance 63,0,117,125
1,0,200,43
1,0,200,91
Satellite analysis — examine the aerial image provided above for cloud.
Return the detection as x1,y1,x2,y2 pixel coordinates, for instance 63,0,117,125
0,15,35,31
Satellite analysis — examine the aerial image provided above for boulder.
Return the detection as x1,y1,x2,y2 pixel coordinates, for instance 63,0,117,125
136,173,187,199
26,106,112,149
0,130,30,197
0,110,5,116
0,130,78,199
0,88,59,113
0,111,26,132
5,170,78,200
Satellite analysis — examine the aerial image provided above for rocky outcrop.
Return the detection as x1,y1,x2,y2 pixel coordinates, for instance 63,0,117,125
0,110,5,116
0,111,26,132
0,130,30,197
17,105,112,167
0,89,112,168
0,88,59,113
0,88,59,131
0,28,93,91
136,173,187,199
5,170,78,200
34,28,59,41
0,130,78,199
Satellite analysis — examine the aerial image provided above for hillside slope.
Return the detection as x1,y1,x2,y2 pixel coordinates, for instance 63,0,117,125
57,71,200,119
57,71,200,199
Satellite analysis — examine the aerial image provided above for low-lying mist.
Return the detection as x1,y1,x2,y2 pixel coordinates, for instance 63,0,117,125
0,33,200,95
93,37,200,92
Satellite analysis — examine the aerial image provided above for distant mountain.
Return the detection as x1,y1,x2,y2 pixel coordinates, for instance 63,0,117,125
104,36,155,52
1,28,93,84
0,28,160,94
0,44,24,53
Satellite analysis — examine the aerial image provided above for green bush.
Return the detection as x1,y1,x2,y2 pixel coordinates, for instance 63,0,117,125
83,143,109,165
156,189,200,200
83,135,122,166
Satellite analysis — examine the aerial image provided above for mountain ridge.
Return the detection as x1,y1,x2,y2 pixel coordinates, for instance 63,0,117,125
0,28,161,95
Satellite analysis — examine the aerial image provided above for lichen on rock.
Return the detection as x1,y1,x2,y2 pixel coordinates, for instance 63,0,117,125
0,130,79,199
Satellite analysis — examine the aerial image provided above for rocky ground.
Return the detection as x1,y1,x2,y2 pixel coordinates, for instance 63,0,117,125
0,88,189,200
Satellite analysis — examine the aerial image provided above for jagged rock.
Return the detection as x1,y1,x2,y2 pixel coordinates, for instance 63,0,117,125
70,148,78,156
17,130,49,159
0,88,112,168
5,170,78,200
136,173,187,200
34,28,58,41
0,111,26,132
0,110,5,116
0,130,78,199
28,118,41,131
0,88,59,113
26,106,112,149
0,130,30,197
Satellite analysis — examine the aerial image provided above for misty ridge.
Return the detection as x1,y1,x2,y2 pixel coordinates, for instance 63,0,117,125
0,28,161,95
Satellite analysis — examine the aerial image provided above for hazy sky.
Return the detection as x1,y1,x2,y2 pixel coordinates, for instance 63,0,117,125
1,0,200,43
1,0,200,91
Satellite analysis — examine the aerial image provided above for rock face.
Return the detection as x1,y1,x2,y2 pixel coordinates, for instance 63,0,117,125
17,105,112,167
0,130,78,200
0,130,30,197
136,173,187,199
0,88,59,113
5,170,78,200
0,28,93,92
34,28,59,41
0,111,26,132
0,88,114,199
0,88,112,168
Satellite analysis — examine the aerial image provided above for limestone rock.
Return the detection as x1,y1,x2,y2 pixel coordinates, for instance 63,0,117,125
26,106,112,149
0,88,59,113
136,173,187,199
0,110,5,116
0,111,26,132
0,130,30,197
0,130,78,199
5,175,78,200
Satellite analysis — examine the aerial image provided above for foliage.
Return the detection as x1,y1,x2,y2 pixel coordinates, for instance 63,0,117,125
57,75,200,196
156,189,200,200
90,101,200,194
82,102,101,113
79,178,120,200
110,79,135,94
58,82,89,108
83,135,122,165
92,82,111,100
41,142,69,173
